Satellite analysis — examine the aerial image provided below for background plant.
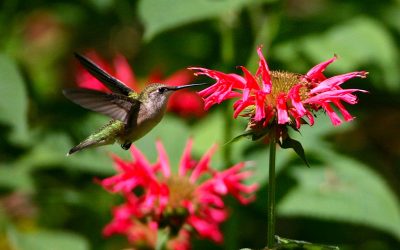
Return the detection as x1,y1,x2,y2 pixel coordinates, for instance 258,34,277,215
0,0,399,249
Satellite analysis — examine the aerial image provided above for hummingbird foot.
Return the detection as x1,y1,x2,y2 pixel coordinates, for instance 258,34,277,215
121,142,132,150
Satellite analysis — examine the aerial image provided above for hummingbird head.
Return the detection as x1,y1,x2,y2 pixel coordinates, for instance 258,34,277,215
141,83,209,109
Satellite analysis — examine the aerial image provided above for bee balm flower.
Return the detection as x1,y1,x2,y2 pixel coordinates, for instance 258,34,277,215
99,139,258,249
190,47,367,136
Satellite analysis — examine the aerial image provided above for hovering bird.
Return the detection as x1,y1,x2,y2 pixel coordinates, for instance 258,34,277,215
63,53,207,155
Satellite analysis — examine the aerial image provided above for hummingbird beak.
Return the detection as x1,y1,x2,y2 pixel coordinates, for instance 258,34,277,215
166,83,209,91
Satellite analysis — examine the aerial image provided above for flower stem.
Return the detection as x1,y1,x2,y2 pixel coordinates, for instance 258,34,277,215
219,17,235,169
267,134,277,249
156,228,169,250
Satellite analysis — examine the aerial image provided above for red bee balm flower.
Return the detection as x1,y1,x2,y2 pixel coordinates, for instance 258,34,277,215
75,51,205,118
99,140,258,249
190,47,367,135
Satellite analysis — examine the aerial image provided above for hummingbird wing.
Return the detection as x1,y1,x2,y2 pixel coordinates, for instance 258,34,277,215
63,88,140,123
74,53,134,96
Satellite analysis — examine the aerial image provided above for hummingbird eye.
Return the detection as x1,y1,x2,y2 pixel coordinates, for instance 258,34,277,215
158,87,167,94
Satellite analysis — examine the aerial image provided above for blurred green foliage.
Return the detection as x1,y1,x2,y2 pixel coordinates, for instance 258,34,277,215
0,0,399,249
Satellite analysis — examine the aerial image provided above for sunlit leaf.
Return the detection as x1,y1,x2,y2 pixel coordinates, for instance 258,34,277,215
0,54,29,144
273,16,400,91
8,227,89,250
278,152,400,241
0,132,116,192
138,0,265,40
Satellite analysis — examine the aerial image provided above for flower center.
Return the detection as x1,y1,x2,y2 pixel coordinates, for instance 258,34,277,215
266,70,307,105
165,175,196,208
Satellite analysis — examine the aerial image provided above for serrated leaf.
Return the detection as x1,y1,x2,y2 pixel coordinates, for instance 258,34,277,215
138,0,252,40
278,152,400,241
7,227,89,250
0,54,29,144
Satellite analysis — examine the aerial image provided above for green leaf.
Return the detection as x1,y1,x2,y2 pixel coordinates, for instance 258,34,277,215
87,0,115,11
279,135,310,167
273,16,400,91
275,235,339,250
138,0,253,40
278,152,400,241
224,131,254,146
191,111,227,168
0,131,116,192
0,54,29,144
7,227,89,250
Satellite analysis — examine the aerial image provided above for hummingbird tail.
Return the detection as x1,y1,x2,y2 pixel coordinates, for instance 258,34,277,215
67,139,97,156
66,120,124,156
66,137,113,156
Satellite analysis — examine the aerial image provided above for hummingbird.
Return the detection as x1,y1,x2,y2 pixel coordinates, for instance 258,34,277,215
63,53,207,155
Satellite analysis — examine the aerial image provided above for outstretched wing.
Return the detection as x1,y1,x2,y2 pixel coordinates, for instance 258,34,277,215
63,88,140,123
74,53,133,96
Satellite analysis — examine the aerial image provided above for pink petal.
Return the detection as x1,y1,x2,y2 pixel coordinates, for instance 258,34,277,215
188,216,223,243
322,103,342,126
277,93,290,124
255,46,272,93
288,83,306,116
179,139,194,176
189,67,245,89
156,140,171,178
197,192,224,207
240,66,260,90
190,144,217,182
204,207,228,222
213,179,228,195
111,154,133,172
254,91,267,121
233,96,254,118
306,89,367,104
305,55,337,82
306,111,315,126
333,100,354,122
310,71,368,94
130,146,155,178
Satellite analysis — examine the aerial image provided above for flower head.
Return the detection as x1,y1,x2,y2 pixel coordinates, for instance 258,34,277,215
99,140,258,249
75,51,205,118
190,47,367,138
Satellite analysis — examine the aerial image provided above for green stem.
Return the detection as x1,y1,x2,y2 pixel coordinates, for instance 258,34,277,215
267,134,277,249
155,228,169,250
219,17,235,168
222,102,233,167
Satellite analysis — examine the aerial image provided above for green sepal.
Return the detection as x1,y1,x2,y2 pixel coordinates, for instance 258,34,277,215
279,134,310,167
